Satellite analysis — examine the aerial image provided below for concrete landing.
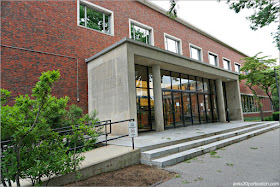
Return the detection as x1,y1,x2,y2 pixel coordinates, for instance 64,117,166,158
107,121,270,151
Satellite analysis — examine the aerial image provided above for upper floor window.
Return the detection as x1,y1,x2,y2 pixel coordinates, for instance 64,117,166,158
78,1,114,35
164,33,182,54
223,58,231,70
208,52,218,66
129,19,154,45
235,63,241,74
190,44,203,61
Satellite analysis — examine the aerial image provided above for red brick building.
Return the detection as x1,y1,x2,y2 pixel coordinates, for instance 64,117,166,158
1,0,273,132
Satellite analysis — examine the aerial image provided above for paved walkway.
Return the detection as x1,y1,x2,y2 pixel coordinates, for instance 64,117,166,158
158,128,280,187
107,121,262,150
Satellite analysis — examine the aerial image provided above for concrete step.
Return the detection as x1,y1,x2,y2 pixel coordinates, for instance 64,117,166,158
140,122,267,152
148,122,279,168
140,122,276,165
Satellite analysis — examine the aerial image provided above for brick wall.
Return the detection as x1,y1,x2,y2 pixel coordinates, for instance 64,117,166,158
1,0,267,113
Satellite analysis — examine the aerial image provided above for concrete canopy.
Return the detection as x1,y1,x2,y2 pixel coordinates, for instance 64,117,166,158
87,38,243,135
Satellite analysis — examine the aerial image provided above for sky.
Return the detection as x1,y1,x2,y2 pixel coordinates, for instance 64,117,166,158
149,0,279,60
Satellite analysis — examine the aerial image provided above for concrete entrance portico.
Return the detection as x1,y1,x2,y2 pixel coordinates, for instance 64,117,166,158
86,38,243,135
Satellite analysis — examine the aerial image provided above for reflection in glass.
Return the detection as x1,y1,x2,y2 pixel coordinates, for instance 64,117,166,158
131,24,150,44
191,93,199,124
205,95,212,122
196,77,203,92
210,80,216,94
161,70,171,89
171,72,180,90
181,74,189,90
173,92,183,126
203,79,209,93
163,91,174,128
182,93,192,125
135,65,148,88
212,94,218,121
148,67,153,89
198,94,206,123
189,76,196,91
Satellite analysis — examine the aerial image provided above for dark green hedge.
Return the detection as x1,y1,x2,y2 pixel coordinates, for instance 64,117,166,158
272,112,280,121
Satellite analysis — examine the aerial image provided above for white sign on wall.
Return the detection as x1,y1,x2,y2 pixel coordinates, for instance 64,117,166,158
129,121,138,137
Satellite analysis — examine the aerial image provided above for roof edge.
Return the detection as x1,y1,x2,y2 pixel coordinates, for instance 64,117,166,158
85,37,239,76
137,0,249,57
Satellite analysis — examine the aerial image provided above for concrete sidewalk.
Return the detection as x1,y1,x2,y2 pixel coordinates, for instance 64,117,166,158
107,121,265,151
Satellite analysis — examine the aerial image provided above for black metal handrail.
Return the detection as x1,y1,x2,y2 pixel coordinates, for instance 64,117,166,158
1,118,135,153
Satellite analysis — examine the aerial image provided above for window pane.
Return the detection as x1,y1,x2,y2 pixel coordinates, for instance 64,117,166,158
79,5,85,26
235,64,240,73
196,77,203,92
203,79,209,93
189,76,196,91
209,54,217,66
171,72,180,90
223,59,230,70
86,7,104,31
181,74,189,90
104,14,110,33
166,37,178,53
132,24,150,44
191,47,201,61
135,65,148,88
161,70,171,89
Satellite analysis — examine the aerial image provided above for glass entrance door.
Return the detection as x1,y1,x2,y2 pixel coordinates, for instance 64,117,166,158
163,90,186,128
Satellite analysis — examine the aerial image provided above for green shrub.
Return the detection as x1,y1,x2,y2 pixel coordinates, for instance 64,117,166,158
272,112,280,121
264,116,274,121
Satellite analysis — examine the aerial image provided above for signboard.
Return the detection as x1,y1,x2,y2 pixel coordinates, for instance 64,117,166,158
129,121,138,137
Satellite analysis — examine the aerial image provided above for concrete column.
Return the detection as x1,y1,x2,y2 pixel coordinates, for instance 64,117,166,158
152,64,164,131
216,79,226,122
225,80,244,121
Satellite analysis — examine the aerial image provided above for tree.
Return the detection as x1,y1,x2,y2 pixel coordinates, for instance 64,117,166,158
239,53,277,120
1,70,99,186
168,0,280,49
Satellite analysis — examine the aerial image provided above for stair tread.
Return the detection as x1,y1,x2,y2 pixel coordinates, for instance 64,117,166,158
152,123,279,164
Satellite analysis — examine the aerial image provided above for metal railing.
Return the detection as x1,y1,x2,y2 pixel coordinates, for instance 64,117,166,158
1,118,135,154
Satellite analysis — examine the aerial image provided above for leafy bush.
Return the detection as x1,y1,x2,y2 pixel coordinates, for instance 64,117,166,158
264,116,274,121
272,111,280,121
1,70,99,186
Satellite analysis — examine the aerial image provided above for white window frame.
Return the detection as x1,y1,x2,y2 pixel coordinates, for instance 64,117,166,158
222,57,231,71
129,19,154,46
234,62,241,74
77,0,114,36
164,33,183,55
208,51,219,67
189,43,203,61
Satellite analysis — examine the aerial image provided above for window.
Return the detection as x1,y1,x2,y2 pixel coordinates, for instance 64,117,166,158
78,1,114,35
223,58,231,70
208,52,218,66
190,44,203,61
235,63,241,74
129,19,154,45
164,33,182,54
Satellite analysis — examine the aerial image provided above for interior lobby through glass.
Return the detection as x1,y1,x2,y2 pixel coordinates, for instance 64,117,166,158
135,64,219,132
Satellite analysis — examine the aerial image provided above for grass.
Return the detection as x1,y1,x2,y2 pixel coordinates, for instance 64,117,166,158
182,180,190,184
211,155,222,158
184,157,198,163
175,174,181,178
194,177,204,181
244,117,262,121
226,163,234,167
209,151,217,155
250,147,258,149
217,170,222,172
219,148,226,151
